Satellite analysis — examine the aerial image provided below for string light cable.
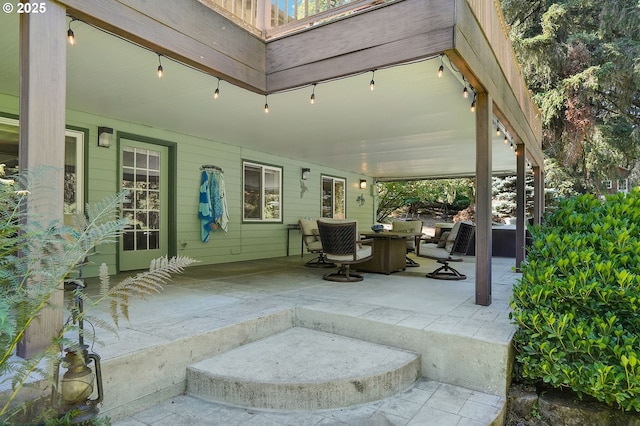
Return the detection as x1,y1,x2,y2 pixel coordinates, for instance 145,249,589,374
62,18,474,114
310,83,316,104
214,78,221,99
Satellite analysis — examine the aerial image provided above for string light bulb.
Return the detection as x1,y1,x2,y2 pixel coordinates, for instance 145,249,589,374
496,125,501,136
504,135,509,144
157,54,164,79
310,84,316,104
462,85,468,99
470,96,476,113
369,70,375,91
264,95,269,114
437,54,444,78
213,78,220,99
67,19,76,46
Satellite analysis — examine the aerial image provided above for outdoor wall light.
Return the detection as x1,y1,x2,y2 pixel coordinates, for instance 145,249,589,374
301,168,310,180
97,127,113,148
359,179,367,189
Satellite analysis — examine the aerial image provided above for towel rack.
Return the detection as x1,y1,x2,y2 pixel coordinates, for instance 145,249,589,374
200,164,223,173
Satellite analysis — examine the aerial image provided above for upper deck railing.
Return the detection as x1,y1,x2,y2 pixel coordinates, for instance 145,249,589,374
196,0,394,38
266,0,394,38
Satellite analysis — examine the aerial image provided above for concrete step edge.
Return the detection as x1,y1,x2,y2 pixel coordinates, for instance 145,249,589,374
186,327,421,410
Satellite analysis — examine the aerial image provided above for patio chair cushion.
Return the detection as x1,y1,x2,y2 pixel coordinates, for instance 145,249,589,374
306,239,323,252
437,232,449,248
299,218,321,248
444,222,462,252
419,245,462,262
327,245,372,262
391,220,423,250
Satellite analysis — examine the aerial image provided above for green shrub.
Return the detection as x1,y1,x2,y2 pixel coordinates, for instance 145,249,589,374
451,194,471,210
510,189,640,412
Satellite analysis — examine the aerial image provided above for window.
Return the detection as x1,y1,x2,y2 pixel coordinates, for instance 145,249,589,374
243,161,282,222
602,180,612,189
64,130,85,217
0,117,84,222
321,175,345,218
617,179,629,193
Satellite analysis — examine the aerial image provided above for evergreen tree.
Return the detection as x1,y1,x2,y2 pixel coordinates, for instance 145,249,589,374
500,0,640,194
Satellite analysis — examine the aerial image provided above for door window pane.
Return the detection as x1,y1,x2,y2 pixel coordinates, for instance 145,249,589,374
122,147,161,251
149,170,160,190
123,150,134,167
149,153,160,170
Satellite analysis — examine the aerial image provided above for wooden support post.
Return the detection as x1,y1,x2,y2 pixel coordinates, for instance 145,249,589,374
16,3,67,358
475,91,492,306
532,165,544,226
515,143,526,271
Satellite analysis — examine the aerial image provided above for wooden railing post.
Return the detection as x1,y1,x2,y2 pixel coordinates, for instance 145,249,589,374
256,0,270,35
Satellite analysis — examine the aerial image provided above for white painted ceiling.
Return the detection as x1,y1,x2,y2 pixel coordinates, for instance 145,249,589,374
0,12,519,180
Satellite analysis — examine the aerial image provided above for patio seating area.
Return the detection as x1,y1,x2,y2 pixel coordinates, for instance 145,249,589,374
78,252,519,425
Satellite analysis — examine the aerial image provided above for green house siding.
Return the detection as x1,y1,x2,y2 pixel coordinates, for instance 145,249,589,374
0,93,375,277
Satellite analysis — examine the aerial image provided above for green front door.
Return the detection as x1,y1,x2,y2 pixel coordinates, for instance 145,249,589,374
119,139,168,271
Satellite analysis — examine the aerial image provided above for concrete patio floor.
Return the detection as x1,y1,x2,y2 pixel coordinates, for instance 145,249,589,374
80,252,520,425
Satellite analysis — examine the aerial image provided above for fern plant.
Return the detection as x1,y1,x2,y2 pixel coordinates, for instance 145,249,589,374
0,168,197,424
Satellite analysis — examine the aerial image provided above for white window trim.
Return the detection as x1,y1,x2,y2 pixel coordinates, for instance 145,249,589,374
242,160,282,222
321,175,346,219
0,116,84,215
65,128,85,215
617,179,628,193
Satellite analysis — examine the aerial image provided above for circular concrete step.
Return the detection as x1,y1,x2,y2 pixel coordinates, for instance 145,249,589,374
186,327,421,410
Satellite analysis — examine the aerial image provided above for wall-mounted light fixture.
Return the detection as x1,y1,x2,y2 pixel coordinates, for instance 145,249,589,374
301,168,310,180
359,179,367,189
97,127,113,148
